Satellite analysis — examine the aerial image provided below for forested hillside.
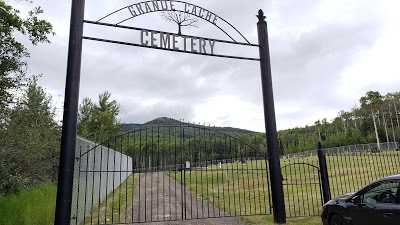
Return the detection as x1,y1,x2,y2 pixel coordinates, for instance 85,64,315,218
279,91,400,153
124,117,259,136
123,91,400,155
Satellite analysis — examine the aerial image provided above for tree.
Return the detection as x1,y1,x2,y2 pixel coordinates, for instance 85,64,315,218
161,11,198,35
0,1,56,195
0,1,54,110
360,91,383,150
77,97,94,139
78,91,123,143
0,77,60,194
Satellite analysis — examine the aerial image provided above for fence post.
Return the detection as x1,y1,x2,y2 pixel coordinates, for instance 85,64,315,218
257,10,286,223
318,142,331,204
54,1,85,225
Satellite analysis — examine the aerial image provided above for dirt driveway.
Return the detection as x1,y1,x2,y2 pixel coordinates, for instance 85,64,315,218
127,172,246,225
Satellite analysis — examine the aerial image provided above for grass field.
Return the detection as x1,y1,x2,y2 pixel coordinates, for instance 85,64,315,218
76,150,400,225
169,150,400,224
241,215,321,225
0,184,57,225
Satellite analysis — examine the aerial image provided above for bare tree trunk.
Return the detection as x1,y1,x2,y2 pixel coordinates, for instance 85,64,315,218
390,111,396,144
353,111,358,129
372,111,381,150
395,104,400,127
377,110,381,126
383,112,390,149
318,128,322,141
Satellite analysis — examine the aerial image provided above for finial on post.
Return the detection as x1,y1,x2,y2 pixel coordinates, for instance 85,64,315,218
257,9,266,21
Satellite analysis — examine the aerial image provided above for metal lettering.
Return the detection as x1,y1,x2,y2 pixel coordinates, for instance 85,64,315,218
152,1,160,11
212,15,218,24
198,8,205,18
151,31,158,47
199,38,206,53
140,29,217,54
191,5,197,15
182,36,189,52
172,34,179,50
205,11,213,22
170,0,176,10
160,33,170,49
209,40,215,54
141,30,149,46
128,5,138,17
160,0,168,10
144,2,152,13
184,3,190,13
136,3,145,14
191,37,198,53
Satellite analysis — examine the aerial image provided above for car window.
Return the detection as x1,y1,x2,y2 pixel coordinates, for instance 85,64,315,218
360,181,400,204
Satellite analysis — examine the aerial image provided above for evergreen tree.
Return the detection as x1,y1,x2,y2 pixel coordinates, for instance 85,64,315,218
78,91,123,143
0,77,60,194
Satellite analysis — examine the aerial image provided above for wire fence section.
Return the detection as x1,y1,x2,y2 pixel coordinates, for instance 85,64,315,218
281,142,400,218
325,144,400,199
282,142,399,159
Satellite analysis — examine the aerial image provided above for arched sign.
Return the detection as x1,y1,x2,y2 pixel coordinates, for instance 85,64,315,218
97,0,251,44
55,1,286,224
82,0,259,61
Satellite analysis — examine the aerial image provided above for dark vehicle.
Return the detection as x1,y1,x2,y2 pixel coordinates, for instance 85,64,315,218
322,174,400,225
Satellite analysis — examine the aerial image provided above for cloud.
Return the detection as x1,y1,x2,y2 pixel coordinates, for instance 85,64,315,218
10,0,399,132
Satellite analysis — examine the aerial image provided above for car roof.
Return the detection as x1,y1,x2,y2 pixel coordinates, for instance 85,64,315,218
376,174,400,182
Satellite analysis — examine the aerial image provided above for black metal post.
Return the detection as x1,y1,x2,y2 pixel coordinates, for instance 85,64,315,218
317,142,331,204
54,1,85,225
257,10,286,224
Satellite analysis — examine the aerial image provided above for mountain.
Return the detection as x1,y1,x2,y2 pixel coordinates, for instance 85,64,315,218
123,117,259,136
122,123,141,132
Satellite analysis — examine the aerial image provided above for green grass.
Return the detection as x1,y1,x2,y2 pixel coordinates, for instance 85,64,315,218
0,184,57,225
168,150,400,224
82,174,140,225
72,150,398,225
241,215,321,225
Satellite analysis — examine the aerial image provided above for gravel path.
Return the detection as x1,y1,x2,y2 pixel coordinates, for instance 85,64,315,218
127,172,245,225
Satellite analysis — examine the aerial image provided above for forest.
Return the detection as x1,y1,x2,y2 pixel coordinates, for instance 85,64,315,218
278,91,400,153
76,90,400,170
119,90,400,157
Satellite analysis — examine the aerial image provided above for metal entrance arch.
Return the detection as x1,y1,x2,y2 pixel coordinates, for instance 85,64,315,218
71,124,273,224
55,1,286,224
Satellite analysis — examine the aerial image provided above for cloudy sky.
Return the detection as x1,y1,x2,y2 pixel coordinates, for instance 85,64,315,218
11,0,400,132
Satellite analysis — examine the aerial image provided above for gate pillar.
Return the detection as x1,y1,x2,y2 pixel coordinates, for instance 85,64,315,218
318,142,331,203
257,10,286,224
55,0,86,225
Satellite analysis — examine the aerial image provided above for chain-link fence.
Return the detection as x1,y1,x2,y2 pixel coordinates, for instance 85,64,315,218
282,142,400,159
70,137,132,225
